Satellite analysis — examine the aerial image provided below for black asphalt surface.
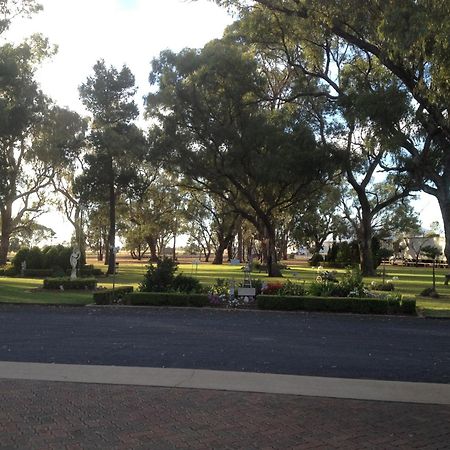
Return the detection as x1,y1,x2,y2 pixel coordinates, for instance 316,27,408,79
0,305,449,383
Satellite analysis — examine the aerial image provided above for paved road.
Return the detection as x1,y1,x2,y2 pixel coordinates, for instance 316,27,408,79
1,305,449,383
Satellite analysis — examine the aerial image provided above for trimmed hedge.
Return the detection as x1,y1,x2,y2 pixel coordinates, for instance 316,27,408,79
23,269,55,278
0,266,16,277
125,292,209,307
93,286,134,305
257,295,416,315
43,278,97,290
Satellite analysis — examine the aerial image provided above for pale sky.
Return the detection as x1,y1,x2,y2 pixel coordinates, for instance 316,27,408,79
4,0,233,116
3,0,234,245
2,0,444,244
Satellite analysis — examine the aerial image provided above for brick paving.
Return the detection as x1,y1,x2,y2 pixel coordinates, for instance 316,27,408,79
0,379,449,449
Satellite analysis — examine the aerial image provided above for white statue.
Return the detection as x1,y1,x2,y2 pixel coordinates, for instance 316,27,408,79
21,260,27,276
70,248,81,280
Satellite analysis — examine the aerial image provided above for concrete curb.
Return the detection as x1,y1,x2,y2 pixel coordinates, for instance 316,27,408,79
1,361,449,405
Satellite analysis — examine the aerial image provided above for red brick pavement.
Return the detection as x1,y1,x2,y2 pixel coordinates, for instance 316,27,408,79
0,379,449,449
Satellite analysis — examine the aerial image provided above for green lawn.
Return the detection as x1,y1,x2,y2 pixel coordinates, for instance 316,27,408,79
0,260,449,317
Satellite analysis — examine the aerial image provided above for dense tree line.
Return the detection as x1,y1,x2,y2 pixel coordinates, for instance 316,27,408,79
1,0,447,276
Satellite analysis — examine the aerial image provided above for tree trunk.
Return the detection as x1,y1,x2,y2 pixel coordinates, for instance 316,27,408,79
74,208,86,266
227,240,233,261
265,224,282,277
437,194,450,266
146,235,158,262
107,176,116,275
357,210,376,276
0,205,12,266
213,240,228,265
237,226,243,262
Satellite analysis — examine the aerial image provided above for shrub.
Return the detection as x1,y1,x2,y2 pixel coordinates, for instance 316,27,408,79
43,278,97,290
12,245,75,275
371,282,395,291
0,266,16,277
172,274,203,293
23,269,54,278
126,292,209,307
257,295,415,315
12,248,30,274
139,257,178,292
308,253,324,266
279,280,306,296
339,267,364,296
420,287,440,298
93,286,134,305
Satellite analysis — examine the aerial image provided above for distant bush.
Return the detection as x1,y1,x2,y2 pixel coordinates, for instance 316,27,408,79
308,253,324,266
371,282,395,291
0,266,16,277
12,245,76,275
420,287,440,298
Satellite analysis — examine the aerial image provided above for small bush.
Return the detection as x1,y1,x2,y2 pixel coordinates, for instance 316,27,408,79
139,257,178,292
43,278,97,290
172,274,203,293
126,292,209,307
279,280,306,296
371,282,395,291
0,266,16,277
93,286,134,305
308,253,324,266
420,287,440,298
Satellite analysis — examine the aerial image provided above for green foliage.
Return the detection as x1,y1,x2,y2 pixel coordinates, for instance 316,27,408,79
12,245,76,275
308,267,365,297
339,267,364,295
371,282,395,292
278,280,306,296
172,274,203,294
43,278,97,290
126,292,209,307
420,287,440,299
139,257,201,293
23,269,53,278
420,245,442,260
308,253,323,266
209,278,230,296
93,286,134,305
0,266,16,277
257,295,415,315
139,257,178,292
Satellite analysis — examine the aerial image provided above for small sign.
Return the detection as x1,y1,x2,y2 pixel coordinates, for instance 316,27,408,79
230,259,241,266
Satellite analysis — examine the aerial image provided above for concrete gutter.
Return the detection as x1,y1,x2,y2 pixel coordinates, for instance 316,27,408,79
1,361,449,405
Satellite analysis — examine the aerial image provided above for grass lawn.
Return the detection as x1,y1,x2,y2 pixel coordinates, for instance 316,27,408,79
0,258,449,317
